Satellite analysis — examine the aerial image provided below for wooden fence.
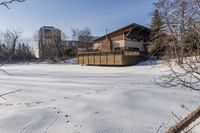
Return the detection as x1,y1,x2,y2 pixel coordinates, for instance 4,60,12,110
77,51,144,66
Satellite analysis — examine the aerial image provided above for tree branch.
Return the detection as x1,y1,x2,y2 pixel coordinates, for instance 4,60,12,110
0,89,23,100
0,0,25,9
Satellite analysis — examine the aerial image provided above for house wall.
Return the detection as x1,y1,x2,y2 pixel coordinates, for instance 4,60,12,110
112,40,125,50
95,40,145,52
111,34,124,41
101,39,112,52
94,32,145,52
94,33,125,52
93,43,101,51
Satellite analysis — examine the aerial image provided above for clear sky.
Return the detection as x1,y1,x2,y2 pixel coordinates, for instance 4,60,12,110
0,0,156,39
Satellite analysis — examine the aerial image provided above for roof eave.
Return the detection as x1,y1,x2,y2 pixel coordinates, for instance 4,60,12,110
94,23,151,42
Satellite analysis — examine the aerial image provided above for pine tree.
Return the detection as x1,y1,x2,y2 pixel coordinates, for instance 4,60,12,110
148,9,165,59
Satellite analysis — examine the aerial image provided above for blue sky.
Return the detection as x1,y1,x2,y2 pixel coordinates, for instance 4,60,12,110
0,0,156,39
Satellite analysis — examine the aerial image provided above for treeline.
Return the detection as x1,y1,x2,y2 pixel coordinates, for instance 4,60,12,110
0,29,36,61
149,0,200,91
148,0,200,64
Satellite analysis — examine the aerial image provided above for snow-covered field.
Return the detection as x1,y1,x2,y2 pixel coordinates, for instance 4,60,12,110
0,62,199,133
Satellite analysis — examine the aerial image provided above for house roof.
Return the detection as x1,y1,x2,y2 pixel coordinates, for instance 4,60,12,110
94,23,151,42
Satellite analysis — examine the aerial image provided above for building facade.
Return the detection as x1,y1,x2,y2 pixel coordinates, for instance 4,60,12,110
93,23,150,53
78,23,151,66
39,26,65,60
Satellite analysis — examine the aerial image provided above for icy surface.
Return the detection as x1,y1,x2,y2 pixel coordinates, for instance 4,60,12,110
0,63,199,133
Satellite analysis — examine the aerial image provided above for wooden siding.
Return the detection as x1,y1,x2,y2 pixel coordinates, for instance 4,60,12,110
83,56,89,64
94,55,101,65
100,39,112,52
89,56,94,64
115,55,123,65
107,54,115,65
95,33,125,52
100,55,107,65
78,51,142,66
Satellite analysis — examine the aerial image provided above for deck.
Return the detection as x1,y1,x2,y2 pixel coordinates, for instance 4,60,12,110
77,51,145,66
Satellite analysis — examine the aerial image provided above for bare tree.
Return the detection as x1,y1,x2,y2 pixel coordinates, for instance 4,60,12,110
154,0,200,132
54,34,63,57
155,0,200,91
0,29,35,61
71,27,93,52
0,0,26,61
77,28,93,43
3,29,22,60
0,0,25,9
155,0,197,64
71,28,80,41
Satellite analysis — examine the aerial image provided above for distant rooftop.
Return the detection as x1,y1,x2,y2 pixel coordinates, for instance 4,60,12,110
40,26,60,32
42,26,55,29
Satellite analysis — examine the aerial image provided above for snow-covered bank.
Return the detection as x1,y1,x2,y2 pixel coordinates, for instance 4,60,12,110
0,63,199,133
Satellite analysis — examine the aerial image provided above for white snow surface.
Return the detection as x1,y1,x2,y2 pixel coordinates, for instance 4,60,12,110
0,63,199,133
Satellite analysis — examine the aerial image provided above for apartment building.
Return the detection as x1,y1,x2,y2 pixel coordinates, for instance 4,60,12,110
39,26,65,60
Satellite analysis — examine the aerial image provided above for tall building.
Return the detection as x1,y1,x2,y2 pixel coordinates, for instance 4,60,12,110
39,26,64,60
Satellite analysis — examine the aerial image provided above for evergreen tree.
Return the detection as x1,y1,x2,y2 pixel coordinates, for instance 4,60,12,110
148,9,165,59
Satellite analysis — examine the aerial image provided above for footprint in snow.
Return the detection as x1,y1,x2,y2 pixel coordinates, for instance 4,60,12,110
35,101,43,104
48,107,59,110
24,101,43,107
5,104,13,106
57,111,62,114
75,125,82,128
66,120,72,124
51,99,56,102
64,114,70,118
65,115,73,124
73,125,82,133
96,90,101,92
76,95,81,98
24,103,31,107
86,92,91,95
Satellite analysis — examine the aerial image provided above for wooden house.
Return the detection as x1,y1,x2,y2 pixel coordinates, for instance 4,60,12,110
78,23,151,66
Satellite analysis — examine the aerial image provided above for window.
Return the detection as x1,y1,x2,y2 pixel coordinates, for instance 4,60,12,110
125,47,139,51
